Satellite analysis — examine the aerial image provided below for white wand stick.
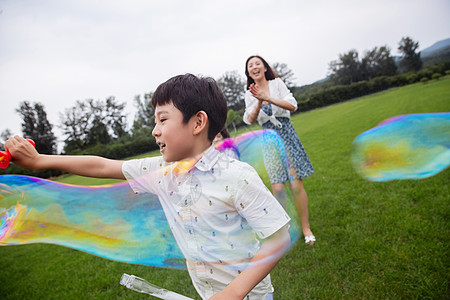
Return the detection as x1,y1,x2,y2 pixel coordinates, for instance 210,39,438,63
120,273,194,300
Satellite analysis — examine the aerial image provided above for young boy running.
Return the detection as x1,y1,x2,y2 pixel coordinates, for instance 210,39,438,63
6,74,291,300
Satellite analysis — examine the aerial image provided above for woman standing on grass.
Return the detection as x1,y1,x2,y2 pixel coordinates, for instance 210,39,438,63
243,55,316,244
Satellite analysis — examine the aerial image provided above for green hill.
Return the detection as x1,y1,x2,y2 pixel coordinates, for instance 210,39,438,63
1,77,449,299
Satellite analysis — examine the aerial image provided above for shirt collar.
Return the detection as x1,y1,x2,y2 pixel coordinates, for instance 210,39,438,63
194,144,220,172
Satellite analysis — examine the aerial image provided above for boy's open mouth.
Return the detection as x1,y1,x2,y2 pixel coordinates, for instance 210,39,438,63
157,142,166,151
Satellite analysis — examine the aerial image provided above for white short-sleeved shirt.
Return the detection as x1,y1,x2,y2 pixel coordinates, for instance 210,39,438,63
122,146,290,300
243,77,298,126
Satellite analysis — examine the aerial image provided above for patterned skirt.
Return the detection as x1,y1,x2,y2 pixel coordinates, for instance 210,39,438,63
261,117,314,183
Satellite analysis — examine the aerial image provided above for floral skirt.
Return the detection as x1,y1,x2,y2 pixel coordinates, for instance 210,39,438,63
261,117,314,184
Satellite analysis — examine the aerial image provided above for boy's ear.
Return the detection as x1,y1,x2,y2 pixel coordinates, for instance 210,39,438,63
192,111,208,136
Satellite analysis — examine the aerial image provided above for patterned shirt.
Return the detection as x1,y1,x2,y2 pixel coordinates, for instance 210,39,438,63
122,146,290,299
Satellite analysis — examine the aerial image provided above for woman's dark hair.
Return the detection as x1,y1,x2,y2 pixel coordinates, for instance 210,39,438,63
245,55,278,89
151,74,227,141
219,127,230,139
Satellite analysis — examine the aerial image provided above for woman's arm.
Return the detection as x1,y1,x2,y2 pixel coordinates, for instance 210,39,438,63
6,136,125,179
243,90,263,125
246,99,263,124
249,82,296,112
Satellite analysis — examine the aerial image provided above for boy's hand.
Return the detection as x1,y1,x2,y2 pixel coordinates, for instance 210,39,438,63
5,136,40,169
212,226,290,299
209,289,241,300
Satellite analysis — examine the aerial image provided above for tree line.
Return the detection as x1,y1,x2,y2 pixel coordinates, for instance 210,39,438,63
1,36,448,177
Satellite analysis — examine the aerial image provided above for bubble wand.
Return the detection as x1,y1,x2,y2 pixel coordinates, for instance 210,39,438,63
120,274,194,300
0,139,35,169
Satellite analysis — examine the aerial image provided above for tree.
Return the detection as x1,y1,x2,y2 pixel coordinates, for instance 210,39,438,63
217,71,245,111
328,49,361,85
398,36,422,72
272,62,297,90
360,46,397,80
59,100,92,152
60,97,127,153
105,96,127,138
16,101,57,154
0,129,14,149
132,92,154,135
226,109,242,133
85,99,111,146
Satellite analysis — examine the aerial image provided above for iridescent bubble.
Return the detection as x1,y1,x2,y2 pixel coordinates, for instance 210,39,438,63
351,113,450,181
0,175,185,268
216,129,290,180
1,129,299,270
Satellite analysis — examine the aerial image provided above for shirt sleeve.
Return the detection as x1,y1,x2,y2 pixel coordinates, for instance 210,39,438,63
122,157,164,195
276,78,297,111
234,165,291,239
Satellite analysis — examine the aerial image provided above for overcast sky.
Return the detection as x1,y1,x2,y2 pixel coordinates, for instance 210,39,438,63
0,0,449,147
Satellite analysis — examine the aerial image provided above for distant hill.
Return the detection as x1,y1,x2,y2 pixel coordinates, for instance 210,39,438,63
420,37,450,66
421,38,450,57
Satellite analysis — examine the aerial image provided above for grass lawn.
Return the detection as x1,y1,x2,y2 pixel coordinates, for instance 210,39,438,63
1,78,449,299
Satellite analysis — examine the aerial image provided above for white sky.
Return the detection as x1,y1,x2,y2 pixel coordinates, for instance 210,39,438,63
0,0,449,146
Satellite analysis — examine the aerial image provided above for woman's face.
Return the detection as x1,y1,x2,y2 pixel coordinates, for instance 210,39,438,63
247,57,267,81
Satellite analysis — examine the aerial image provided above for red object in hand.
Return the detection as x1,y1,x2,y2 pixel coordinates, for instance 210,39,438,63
0,139,35,169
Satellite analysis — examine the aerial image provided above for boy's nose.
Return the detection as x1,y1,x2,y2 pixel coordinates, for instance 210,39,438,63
152,126,160,137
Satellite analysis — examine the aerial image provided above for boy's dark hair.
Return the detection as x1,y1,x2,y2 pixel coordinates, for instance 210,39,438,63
152,74,227,141
245,55,278,89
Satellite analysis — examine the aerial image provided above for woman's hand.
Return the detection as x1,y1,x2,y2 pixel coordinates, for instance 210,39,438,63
249,83,270,102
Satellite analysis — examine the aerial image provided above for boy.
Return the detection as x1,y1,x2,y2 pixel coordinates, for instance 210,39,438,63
6,74,291,300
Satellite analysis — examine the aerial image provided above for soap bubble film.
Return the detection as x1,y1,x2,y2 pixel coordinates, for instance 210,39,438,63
1,129,299,270
351,113,450,181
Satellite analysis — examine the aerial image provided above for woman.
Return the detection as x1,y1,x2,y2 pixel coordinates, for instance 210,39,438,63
243,55,316,244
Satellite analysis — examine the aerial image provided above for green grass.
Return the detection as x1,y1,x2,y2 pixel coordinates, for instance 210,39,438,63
1,78,449,299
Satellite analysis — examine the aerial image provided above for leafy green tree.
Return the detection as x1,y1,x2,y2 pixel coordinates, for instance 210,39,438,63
398,36,422,72
226,109,242,133
16,101,57,154
105,96,127,138
132,92,154,135
361,46,397,80
85,99,111,146
60,100,91,152
60,97,127,153
272,62,297,89
329,49,361,84
217,71,245,111
0,129,14,149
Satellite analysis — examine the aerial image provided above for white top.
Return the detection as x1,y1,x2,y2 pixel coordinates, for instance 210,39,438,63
243,77,298,127
122,146,290,300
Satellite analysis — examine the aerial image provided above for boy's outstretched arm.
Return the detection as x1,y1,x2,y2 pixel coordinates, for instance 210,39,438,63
211,226,291,300
5,136,125,179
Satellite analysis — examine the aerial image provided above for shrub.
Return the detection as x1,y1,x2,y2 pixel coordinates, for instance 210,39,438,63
431,73,442,80
420,77,429,83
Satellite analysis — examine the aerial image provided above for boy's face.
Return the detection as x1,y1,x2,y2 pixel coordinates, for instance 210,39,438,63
152,102,196,162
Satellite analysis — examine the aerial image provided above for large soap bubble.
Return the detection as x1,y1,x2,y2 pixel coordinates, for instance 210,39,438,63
351,113,449,181
1,129,299,270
